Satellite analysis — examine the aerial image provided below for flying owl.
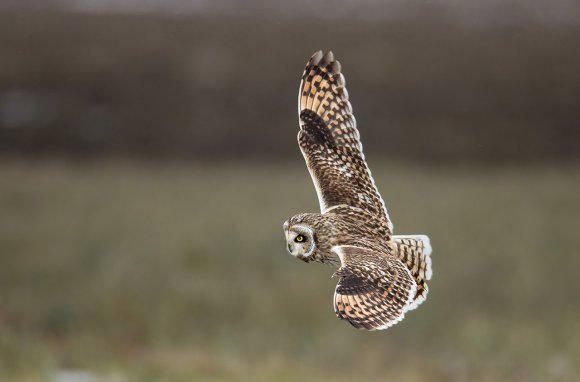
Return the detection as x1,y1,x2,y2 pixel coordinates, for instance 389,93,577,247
283,51,432,331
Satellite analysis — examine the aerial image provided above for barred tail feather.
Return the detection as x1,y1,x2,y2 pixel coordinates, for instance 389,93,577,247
392,235,432,311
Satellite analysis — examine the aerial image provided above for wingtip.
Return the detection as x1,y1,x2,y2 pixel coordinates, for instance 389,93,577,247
307,50,342,74
320,51,334,66
330,60,341,74
309,50,323,65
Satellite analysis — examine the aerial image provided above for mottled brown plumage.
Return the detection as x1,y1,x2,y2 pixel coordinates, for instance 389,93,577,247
283,51,432,331
333,246,416,330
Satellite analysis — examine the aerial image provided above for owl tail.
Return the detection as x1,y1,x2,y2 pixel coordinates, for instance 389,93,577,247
391,235,432,311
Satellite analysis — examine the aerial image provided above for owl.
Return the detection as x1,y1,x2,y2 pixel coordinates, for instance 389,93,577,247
283,51,432,331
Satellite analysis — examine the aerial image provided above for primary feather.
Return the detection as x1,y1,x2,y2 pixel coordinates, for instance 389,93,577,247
298,50,393,235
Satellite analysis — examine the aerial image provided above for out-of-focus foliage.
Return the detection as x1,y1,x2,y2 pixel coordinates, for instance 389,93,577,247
1,162,579,381
0,11,579,163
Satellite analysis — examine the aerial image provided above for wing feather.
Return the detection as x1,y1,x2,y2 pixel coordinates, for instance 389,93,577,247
332,245,417,331
297,51,392,233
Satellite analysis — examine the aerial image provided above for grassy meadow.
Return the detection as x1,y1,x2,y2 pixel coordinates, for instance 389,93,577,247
0,161,579,381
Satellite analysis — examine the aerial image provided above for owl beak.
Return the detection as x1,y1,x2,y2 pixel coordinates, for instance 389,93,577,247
287,243,293,252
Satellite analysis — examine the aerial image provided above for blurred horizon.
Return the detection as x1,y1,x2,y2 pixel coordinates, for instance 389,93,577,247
2,0,580,24
0,2,579,165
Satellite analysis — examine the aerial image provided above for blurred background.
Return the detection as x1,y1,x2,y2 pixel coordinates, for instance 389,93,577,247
1,1,579,381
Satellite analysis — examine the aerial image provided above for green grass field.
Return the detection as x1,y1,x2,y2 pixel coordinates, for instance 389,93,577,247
1,162,579,381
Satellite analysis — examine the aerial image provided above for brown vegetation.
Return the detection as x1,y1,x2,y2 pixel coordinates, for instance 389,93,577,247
0,11,579,164
1,162,579,380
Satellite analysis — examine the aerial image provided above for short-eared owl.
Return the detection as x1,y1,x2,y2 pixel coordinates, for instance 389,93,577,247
283,51,432,331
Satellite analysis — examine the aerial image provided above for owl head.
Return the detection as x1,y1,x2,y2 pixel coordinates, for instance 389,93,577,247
283,213,337,264
283,219,316,262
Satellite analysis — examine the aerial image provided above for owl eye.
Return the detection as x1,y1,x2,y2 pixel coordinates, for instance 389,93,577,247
295,234,307,243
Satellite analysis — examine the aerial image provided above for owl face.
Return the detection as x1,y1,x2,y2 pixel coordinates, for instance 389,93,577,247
283,220,316,262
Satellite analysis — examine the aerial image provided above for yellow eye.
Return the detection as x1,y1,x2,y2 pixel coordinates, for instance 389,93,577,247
295,234,306,243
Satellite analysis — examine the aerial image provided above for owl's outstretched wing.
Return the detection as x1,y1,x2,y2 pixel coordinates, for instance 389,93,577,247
332,245,416,330
298,51,392,233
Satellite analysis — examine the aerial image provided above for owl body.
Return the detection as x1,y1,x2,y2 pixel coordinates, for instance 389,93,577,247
285,208,391,264
283,51,432,331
